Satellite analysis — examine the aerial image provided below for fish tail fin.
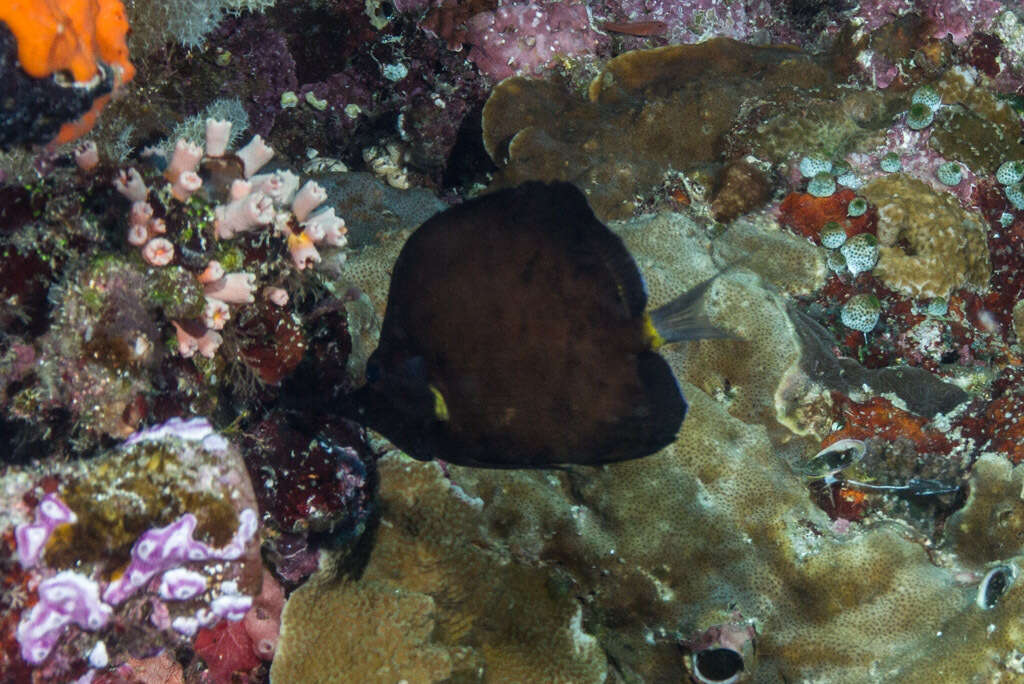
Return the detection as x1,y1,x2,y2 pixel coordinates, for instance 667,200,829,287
646,271,738,348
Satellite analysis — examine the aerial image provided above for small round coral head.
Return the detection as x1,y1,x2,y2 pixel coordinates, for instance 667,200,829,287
880,152,902,173
799,439,866,479
936,161,963,186
846,197,868,217
840,233,878,276
841,293,882,334
807,172,836,198
906,102,934,130
996,160,1024,186
819,221,847,249
910,84,941,110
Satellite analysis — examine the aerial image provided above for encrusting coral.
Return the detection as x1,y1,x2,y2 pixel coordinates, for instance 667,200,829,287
482,38,838,220
861,173,991,298
272,453,608,683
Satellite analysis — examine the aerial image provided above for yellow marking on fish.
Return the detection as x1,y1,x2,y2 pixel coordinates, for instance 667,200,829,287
429,384,450,421
642,311,665,350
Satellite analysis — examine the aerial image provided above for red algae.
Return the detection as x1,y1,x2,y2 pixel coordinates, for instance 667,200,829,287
778,189,876,243
824,394,953,455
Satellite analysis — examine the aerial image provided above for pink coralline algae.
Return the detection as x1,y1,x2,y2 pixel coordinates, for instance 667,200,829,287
599,0,784,46
465,1,601,80
852,0,1005,43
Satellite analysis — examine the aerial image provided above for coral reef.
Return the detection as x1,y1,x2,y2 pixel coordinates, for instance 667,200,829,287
3,0,1024,681
321,202,1024,682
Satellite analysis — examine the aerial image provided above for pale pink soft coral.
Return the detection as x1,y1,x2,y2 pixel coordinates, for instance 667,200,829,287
171,170,202,202
202,297,231,330
114,168,148,202
204,272,257,304
236,135,275,178
251,170,300,206
204,119,233,158
128,202,154,246
74,141,99,172
172,321,223,358
215,192,275,239
165,139,203,183
142,238,175,266
303,208,347,246
291,180,327,221
198,260,225,284
287,231,321,270
263,287,289,307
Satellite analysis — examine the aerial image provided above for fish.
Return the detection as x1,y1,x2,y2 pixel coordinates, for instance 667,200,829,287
345,181,731,468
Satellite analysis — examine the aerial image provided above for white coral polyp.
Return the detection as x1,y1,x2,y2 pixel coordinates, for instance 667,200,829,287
291,180,327,221
214,192,275,239
236,135,274,178
204,272,257,304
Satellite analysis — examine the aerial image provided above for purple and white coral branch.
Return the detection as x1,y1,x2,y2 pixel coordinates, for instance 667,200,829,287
16,571,112,665
15,493,77,568
103,508,258,605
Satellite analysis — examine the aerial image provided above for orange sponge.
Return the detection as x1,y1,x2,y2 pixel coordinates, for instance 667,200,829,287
0,0,134,83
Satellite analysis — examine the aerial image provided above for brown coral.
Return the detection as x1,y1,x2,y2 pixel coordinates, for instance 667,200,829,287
862,174,991,298
482,39,835,220
272,455,608,682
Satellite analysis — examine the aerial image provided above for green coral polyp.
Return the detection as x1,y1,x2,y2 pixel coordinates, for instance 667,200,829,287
847,197,868,217
807,172,836,198
906,103,934,130
936,162,963,186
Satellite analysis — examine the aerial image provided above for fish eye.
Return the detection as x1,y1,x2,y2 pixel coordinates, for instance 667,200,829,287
977,564,1017,610
692,647,745,683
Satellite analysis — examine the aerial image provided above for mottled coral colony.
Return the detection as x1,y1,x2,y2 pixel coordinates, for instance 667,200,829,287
3,0,1024,682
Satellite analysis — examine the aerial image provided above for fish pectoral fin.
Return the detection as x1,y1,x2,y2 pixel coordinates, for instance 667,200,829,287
647,274,739,347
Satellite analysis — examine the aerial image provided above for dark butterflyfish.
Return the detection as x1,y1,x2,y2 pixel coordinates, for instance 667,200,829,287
343,181,732,468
